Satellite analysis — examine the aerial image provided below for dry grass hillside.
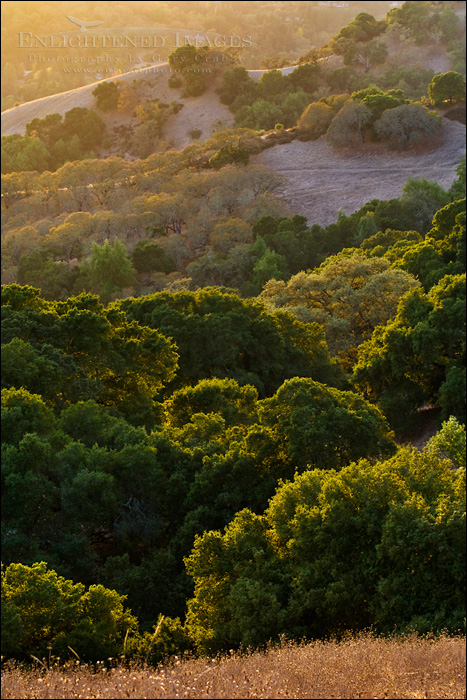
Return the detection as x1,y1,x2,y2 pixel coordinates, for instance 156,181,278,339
2,633,465,699
2,2,465,144
1,8,465,222
0,62,234,150
1,59,313,147
254,119,466,226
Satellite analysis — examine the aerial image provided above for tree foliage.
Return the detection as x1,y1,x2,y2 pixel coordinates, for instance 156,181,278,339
428,71,466,106
112,287,342,396
3,108,106,174
186,444,465,653
1,561,137,660
1,285,179,424
374,103,441,149
82,239,137,303
327,101,373,146
209,145,250,169
354,273,466,430
388,1,431,44
168,45,209,98
297,102,334,140
1,1,466,659
258,377,396,472
260,252,421,368
344,39,388,73
92,81,120,111
332,11,386,46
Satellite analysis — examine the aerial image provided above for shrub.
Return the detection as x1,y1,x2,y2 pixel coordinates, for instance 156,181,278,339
125,615,194,666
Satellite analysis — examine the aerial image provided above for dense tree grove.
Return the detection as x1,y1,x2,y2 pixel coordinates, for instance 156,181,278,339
1,284,400,653
1,0,465,669
2,274,464,661
1,176,465,655
186,435,465,653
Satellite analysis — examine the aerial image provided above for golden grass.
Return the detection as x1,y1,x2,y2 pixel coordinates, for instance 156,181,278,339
1,633,465,699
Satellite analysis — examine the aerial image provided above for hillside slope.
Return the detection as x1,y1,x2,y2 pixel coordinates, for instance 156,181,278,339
254,119,466,227
0,62,237,150
1,61,299,146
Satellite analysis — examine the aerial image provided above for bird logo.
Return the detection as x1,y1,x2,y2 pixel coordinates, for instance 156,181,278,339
66,15,104,32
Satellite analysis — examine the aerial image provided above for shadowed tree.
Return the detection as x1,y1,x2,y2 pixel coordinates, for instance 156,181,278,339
375,104,441,149
327,101,372,146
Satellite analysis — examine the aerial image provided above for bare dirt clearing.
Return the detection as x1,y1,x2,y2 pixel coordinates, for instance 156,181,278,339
254,119,466,227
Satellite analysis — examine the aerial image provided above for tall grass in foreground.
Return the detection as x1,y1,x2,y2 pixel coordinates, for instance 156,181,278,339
1,633,465,699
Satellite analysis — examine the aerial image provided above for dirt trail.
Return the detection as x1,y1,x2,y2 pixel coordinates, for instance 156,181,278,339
254,120,466,226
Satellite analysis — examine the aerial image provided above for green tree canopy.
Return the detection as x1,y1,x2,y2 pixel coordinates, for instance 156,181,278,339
354,273,466,430
92,81,120,111
82,238,137,302
258,377,396,472
186,443,465,654
208,145,250,169
217,66,257,106
1,387,56,446
131,241,176,274
333,11,385,45
234,99,284,131
1,561,137,660
112,288,342,397
1,286,179,424
62,107,106,151
288,63,322,94
1,134,50,174
360,90,406,120
26,113,63,148
326,67,358,93
163,378,259,428
388,1,431,44
428,71,466,106
259,252,421,368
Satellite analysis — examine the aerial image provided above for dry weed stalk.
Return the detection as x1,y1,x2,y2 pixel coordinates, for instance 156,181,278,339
1,632,465,699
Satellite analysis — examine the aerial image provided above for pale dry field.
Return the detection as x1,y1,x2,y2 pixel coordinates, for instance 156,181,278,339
254,119,466,227
2,634,465,699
